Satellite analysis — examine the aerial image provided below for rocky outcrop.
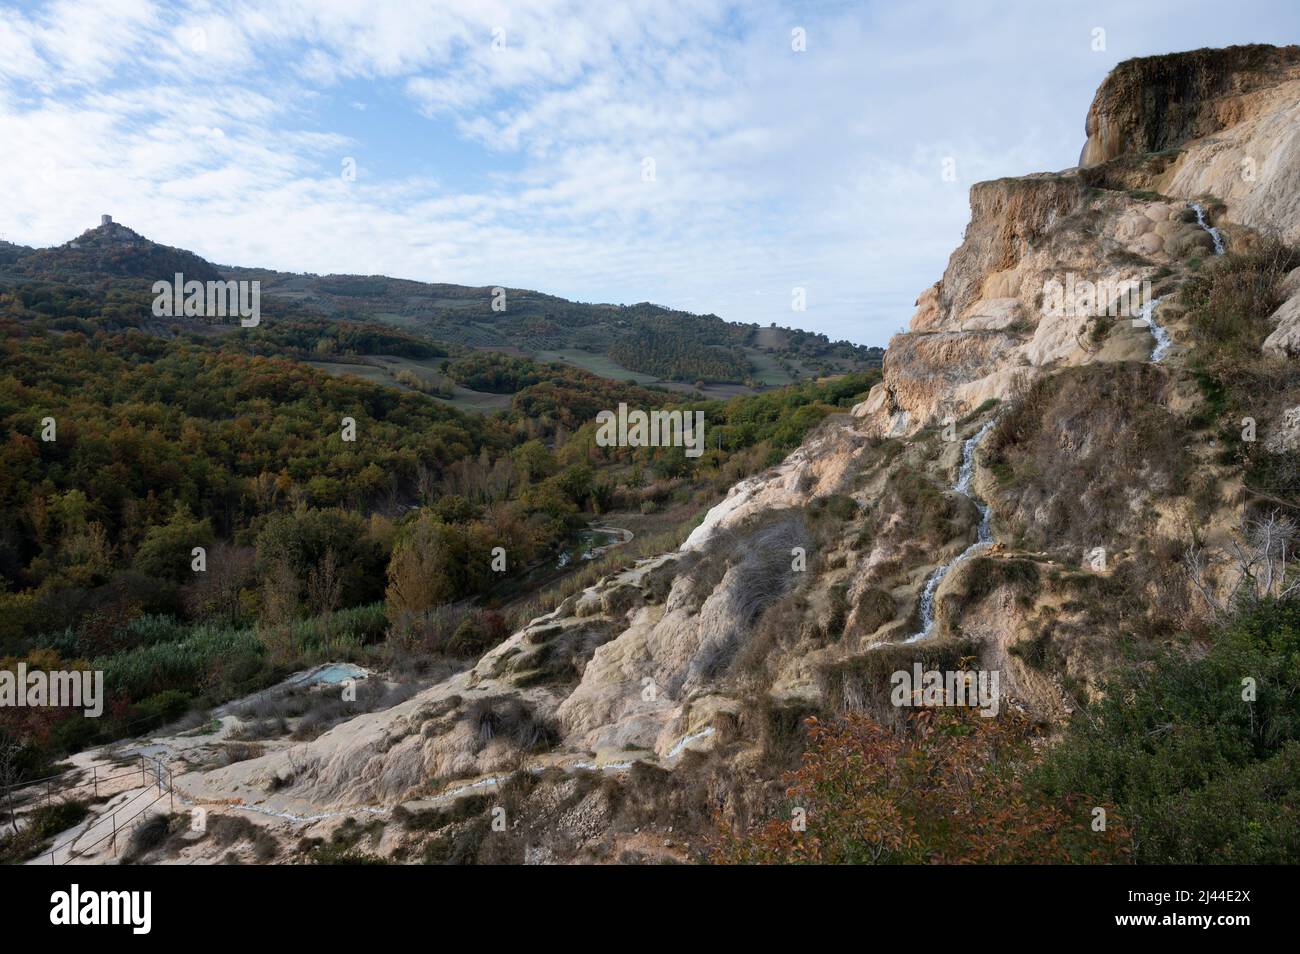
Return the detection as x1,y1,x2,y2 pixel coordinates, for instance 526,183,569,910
857,44,1300,439
1263,266,1300,357
935,175,1086,323
1078,45,1300,166
1081,45,1300,243
854,185,1206,436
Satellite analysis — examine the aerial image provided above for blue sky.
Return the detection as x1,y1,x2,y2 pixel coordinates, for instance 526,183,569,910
2,0,1298,346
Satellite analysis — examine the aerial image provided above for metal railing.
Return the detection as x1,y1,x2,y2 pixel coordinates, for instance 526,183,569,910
4,754,177,864
44,756,176,864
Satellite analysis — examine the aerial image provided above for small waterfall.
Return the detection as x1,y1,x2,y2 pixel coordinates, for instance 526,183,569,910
908,419,997,643
1138,203,1221,364
1190,201,1226,255
1139,296,1170,363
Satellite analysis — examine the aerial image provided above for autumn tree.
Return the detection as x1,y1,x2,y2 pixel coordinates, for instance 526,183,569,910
305,548,343,617
182,541,256,625
384,512,459,633
713,708,1128,865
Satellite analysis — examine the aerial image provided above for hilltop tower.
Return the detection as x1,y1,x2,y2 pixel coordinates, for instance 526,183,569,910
101,214,112,226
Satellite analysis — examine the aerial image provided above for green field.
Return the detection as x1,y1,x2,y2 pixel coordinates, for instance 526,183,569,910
744,348,797,386
306,357,512,412
438,386,514,412
307,344,825,414
305,359,397,388
534,349,660,384
535,346,797,397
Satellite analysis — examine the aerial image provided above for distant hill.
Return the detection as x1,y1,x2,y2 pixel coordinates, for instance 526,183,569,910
231,266,883,389
0,239,33,267
0,219,883,397
12,218,224,285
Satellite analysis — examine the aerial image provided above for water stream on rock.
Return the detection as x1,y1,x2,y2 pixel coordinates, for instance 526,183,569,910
1140,296,1170,362
1141,204,1224,363
907,418,997,642
1190,201,1227,255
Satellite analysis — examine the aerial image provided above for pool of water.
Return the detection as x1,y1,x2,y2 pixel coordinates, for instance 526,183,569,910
555,528,619,568
287,663,368,687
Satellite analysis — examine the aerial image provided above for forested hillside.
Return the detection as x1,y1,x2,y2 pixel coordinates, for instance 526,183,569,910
0,258,878,778
231,265,882,388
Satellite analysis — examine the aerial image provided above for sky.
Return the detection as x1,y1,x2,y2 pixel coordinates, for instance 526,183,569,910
2,1,1298,347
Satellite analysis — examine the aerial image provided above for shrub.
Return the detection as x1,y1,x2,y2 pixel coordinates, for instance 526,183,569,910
1179,237,1300,506
1182,237,1298,378
817,637,978,719
0,799,90,863
207,814,279,862
1034,598,1300,862
460,697,559,754
303,817,386,864
985,364,1190,552
122,813,171,862
713,708,1127,864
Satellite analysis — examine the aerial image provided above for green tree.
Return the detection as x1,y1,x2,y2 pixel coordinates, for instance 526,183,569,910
511,440,556,483
132,504,212,583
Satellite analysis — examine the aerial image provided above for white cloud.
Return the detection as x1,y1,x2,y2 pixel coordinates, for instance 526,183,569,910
2,0,1298,344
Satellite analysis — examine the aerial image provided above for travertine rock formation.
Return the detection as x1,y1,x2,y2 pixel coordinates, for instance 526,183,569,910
855,44,1300,438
